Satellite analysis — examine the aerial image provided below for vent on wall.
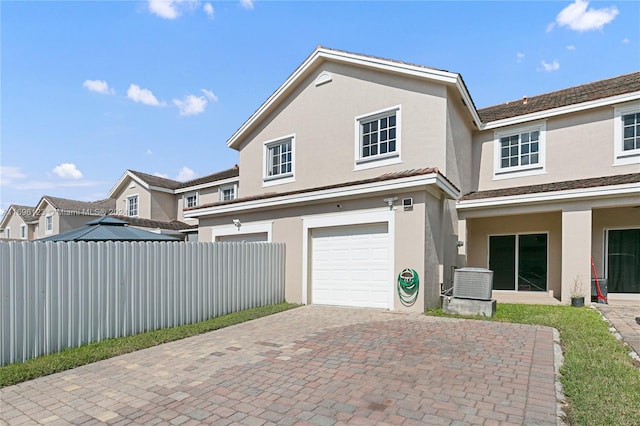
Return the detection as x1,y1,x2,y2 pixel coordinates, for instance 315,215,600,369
315,71,332,86
452,268,494,301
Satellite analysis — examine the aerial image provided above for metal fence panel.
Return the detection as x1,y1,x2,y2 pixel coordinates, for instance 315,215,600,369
0,241,285,366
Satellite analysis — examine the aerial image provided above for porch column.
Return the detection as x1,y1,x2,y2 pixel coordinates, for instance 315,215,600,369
457,217,467,267
561,207,592,303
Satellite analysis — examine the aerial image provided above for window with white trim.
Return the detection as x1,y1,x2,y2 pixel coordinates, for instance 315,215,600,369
220,184,236,201
494,122,546,178
127,195,139,217
45,215,53,234
264,135,294,183
356,106,400,167
5,227,10,239
20,224,27,239
184,192,198,208
614,103,640,165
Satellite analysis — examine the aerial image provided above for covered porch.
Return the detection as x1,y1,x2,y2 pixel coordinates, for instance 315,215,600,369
457,187,640,304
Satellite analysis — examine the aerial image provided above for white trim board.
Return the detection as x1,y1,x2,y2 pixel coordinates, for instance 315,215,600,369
185,173,458,218
457,182,640,210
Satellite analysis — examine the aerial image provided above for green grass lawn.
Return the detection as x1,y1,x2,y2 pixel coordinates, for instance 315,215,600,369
425,304,640,426
0,302,299,388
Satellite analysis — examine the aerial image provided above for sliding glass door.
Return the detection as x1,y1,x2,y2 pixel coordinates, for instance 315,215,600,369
607,229,640,294
489,234,548,292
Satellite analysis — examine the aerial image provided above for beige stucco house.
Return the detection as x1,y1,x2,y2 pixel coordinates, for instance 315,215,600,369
185,47,640,310
460,74,640,304
32,196,117,239
0,205,39,240
0,167,239,241
108,167,240,239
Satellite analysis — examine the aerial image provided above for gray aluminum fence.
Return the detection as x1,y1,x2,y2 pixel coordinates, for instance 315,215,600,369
0,241,285,366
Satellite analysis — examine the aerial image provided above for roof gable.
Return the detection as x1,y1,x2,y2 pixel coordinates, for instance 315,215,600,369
0,204,39,229
128,170,182,190
226,46,480,150
108,170,181,198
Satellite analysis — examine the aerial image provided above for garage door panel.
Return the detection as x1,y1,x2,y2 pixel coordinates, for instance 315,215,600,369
311,223,390,309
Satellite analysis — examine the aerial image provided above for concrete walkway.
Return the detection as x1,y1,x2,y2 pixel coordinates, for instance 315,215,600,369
595,301,640,357
1,307,561,425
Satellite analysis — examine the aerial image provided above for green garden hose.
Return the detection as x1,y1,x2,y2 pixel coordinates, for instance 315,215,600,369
397,268,419,306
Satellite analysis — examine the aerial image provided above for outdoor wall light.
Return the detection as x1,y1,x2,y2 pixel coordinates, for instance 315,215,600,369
233,219,241,230
383,197,398,210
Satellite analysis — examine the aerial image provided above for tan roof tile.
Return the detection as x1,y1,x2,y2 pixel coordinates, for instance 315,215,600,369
460,173,640,201
186,167,454,211
478,72,640,122
178,166,239,189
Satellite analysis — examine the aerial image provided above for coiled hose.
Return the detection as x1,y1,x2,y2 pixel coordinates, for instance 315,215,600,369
397,268,419,306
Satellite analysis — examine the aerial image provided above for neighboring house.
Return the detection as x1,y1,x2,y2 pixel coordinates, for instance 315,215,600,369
0,205,39,240
34,196,117,239
459,72,640,303
0,166,239,242
108,166,239,239
175,166,240,223
184,46,640,310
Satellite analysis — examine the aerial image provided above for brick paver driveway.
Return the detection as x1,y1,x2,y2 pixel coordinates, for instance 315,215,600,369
1,307,561,425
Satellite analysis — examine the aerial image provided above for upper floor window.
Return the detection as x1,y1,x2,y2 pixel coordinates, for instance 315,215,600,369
263,135,295,186
45,215,53,234
184,192,198,208
494,122,546,179
614,103,640,166
20,224,27,239
355,106,401,170
221,184,236,201
127,195,139,217
5,227,10,239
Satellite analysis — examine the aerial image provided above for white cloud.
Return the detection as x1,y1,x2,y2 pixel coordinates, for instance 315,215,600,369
146,149,153,156
516,52,525,63
203,2,214,16
1,165,106,191
83,79,114,95
0,166,27,187
148,0,199,19
175,166,195,181
555,0,618,32
10,180,106,191
541,60,560,72
566,45,576,50
201,88,218,102
173,94,208,116
127,84,166,107
240,0,254,10
52,163,83,179
546,22,556,33
622,38,630,44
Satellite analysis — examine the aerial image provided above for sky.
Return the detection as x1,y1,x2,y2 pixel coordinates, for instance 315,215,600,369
1,0,639,215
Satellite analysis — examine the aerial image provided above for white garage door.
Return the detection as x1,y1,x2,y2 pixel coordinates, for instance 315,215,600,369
217,232,268,243
311,223,390,309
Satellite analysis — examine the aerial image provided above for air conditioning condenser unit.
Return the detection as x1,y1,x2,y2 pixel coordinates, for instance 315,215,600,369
452,268,494,301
